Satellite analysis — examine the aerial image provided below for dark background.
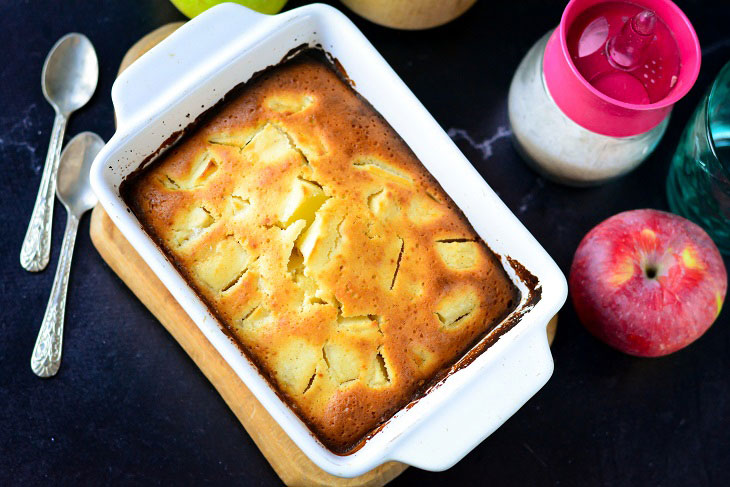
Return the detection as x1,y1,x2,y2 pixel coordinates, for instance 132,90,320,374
2,0,729,485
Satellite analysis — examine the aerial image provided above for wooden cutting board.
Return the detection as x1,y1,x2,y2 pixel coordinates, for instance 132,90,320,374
92,22,407,487
91,21,558,487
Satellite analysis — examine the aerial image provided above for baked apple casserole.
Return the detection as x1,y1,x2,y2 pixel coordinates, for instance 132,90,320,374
123,50,518,453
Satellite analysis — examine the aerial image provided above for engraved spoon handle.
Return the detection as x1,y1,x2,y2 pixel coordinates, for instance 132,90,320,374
20,111,67,272
31,212,78,378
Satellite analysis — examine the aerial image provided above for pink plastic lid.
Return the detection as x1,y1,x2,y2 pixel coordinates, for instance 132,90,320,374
543,0,701,137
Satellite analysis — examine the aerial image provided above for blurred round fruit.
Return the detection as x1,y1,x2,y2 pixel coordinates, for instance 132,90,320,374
170,0,288,18
340,0,477,30
570,209,727,357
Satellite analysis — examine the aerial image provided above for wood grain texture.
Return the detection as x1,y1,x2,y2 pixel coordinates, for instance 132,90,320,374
547,314,558,347
117,21,185,77
340,0,477,30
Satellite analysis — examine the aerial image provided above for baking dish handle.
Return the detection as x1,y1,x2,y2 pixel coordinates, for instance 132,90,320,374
111,3,272,130
387,325,554,471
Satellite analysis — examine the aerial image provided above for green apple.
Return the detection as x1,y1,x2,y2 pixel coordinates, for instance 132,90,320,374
170,0,288,18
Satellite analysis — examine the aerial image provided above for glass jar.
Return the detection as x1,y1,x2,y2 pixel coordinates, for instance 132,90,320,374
667,61,730,253
508,30,670,186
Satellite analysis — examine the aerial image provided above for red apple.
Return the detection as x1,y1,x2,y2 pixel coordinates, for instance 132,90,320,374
570,209,727,357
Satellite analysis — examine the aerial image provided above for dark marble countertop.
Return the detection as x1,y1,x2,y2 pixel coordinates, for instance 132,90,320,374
2,0,729,485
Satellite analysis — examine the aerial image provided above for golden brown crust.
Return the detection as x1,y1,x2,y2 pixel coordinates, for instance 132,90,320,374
124,51,518,453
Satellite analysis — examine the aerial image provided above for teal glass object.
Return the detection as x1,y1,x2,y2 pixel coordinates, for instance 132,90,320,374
667,61,730,254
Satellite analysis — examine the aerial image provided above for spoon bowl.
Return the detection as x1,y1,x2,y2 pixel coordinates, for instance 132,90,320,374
42,33,99,114
21,33,99,272
57,132,103,215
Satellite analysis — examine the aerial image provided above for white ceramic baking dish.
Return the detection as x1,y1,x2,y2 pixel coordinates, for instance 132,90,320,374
90,2,567,478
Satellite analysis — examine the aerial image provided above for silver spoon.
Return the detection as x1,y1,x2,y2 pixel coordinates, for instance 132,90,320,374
31,132,104,378
20,33,99,272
